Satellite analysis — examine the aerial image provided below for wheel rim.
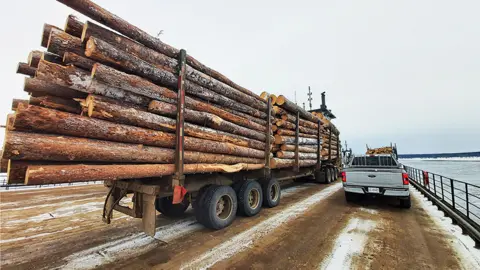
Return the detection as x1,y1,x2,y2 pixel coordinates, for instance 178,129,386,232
248,189,260,209
270,184,279,202
216,194,233,220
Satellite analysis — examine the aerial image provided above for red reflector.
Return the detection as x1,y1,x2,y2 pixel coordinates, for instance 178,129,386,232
341,171,346,182
402,173,409,185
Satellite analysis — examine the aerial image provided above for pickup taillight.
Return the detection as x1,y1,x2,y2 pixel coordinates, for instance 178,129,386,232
402,173,409,185
341,171,346,182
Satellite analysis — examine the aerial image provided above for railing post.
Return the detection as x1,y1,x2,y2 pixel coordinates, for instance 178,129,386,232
450,179,455,209
440,176,444,200
433,174,437,197
465,183,470,218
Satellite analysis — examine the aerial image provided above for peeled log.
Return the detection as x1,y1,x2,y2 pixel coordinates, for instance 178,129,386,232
24,78,86,99
86,95,266,150
276,95,319,123
281,144,317,153
274,135,317,145
26,163,264,185
14,105,265,159
41,23,61,48
47,29,84,57
57,0,264,102
28,50,42,68
11,99,29,111
29,96,81,114
275,128,317,139
36,60,150,107
92,64,266,132
270,158,317,169
276,151,317,160
3,131,263,164
85,37,267,119
17,62,36,77
64,14,84,37
63,52,96,71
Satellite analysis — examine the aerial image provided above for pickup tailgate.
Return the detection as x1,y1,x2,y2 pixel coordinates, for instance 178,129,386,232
345,168,404,188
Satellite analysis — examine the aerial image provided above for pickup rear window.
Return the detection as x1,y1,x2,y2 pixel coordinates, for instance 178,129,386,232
351,156,397,167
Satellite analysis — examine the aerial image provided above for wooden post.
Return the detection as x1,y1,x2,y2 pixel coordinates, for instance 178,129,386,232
294,112,300,172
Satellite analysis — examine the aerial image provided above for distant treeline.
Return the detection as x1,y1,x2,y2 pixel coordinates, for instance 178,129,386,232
399,151,480,159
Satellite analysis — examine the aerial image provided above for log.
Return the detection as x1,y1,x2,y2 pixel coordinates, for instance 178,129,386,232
28,50,43,68
11,99,29,111
270,158,317,169
24,78,87,99
6,113,15,130
7,160,28,184
14,105,265,159
47,28,84,57
26,163,264,185
3,131,263,164
0,157,7,173
281,144,317,153
275,128,317,139
281,113,319,129
148,100,268,141
63,52,96,71
41,23,61,48
29,96,82,114
41,52,63,64
36,60,151,107
276,95,319,123
275,120,318,135
85,37,267,119
276,151,317,160
92,64,266,132
274,135,317,145
17,62,36,77
64,14,84,37
85,95,266,150
58,0,264,102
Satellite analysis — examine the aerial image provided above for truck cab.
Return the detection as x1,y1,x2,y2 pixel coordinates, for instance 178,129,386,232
341,154,411,208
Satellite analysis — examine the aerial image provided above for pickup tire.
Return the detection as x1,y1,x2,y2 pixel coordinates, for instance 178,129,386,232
237,180,263,216
155,196,190,217
400,196,412,209
197,185,237,230
345,192,359,202
262,179,281,208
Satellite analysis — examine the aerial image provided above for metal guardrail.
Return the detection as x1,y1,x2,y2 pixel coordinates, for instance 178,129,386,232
405,165,480,247
0,174,103,191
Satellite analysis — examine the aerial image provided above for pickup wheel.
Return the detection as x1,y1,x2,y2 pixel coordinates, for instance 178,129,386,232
197,185,237,230
400,196,412,209
237,180,263,217
262,179,281,208
155,195,190,217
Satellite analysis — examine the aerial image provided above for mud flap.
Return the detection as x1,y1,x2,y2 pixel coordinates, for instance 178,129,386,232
172,185,187,204
142,194,157,237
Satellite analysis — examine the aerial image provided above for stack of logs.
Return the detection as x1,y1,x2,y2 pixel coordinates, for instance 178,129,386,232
366,147,394,155
2,0,339,186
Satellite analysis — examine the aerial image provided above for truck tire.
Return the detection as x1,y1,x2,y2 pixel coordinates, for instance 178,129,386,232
237,180,263,216
262,179,281,208
314,170,326,183
400,196,411,209
326,168,333,184
155,195,190,217
197,185,237,230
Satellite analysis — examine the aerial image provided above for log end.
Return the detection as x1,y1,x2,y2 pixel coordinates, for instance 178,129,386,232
269,94,277,104
260,91,269,100
274,135,283,144
276,95,286,105
84,37,96,57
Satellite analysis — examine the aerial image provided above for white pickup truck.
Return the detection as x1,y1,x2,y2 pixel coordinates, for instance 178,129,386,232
341,154,411,208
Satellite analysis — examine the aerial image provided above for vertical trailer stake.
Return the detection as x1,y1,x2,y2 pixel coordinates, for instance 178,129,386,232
172,49,187,204
316,120,322,170
328,125,332,161
264,98,272,180
294,112,300,172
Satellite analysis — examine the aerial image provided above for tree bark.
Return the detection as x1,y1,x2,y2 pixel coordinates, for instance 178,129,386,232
0,157,7,173
85,95,266,150
63,52,96,71
57,0,264,102
275,151,317,160
36,60,151,107
85,37,268,119
64,14,84,38
270,158,317,169
148,100,268,141
3,131,264,164
274,135,318,145
281,113,319,129
29,96,82,114
275,120,318,135
11,99,29,111
14,105,265,159
26,163,264,185
24,78,86,99
276,95,320,123
17,62,36,77
7,160,29,184
28,50,43,68
47,29,84,57
280,144,317,153
92,63,267,131
41,23,61,48
275,128,318,139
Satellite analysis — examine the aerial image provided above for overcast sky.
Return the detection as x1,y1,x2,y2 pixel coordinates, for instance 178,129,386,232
1,0,479,154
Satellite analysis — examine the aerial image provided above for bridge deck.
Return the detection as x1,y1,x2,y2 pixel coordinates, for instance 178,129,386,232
1,181,479,269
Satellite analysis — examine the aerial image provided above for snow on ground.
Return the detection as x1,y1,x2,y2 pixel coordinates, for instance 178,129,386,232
411,187,480,269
